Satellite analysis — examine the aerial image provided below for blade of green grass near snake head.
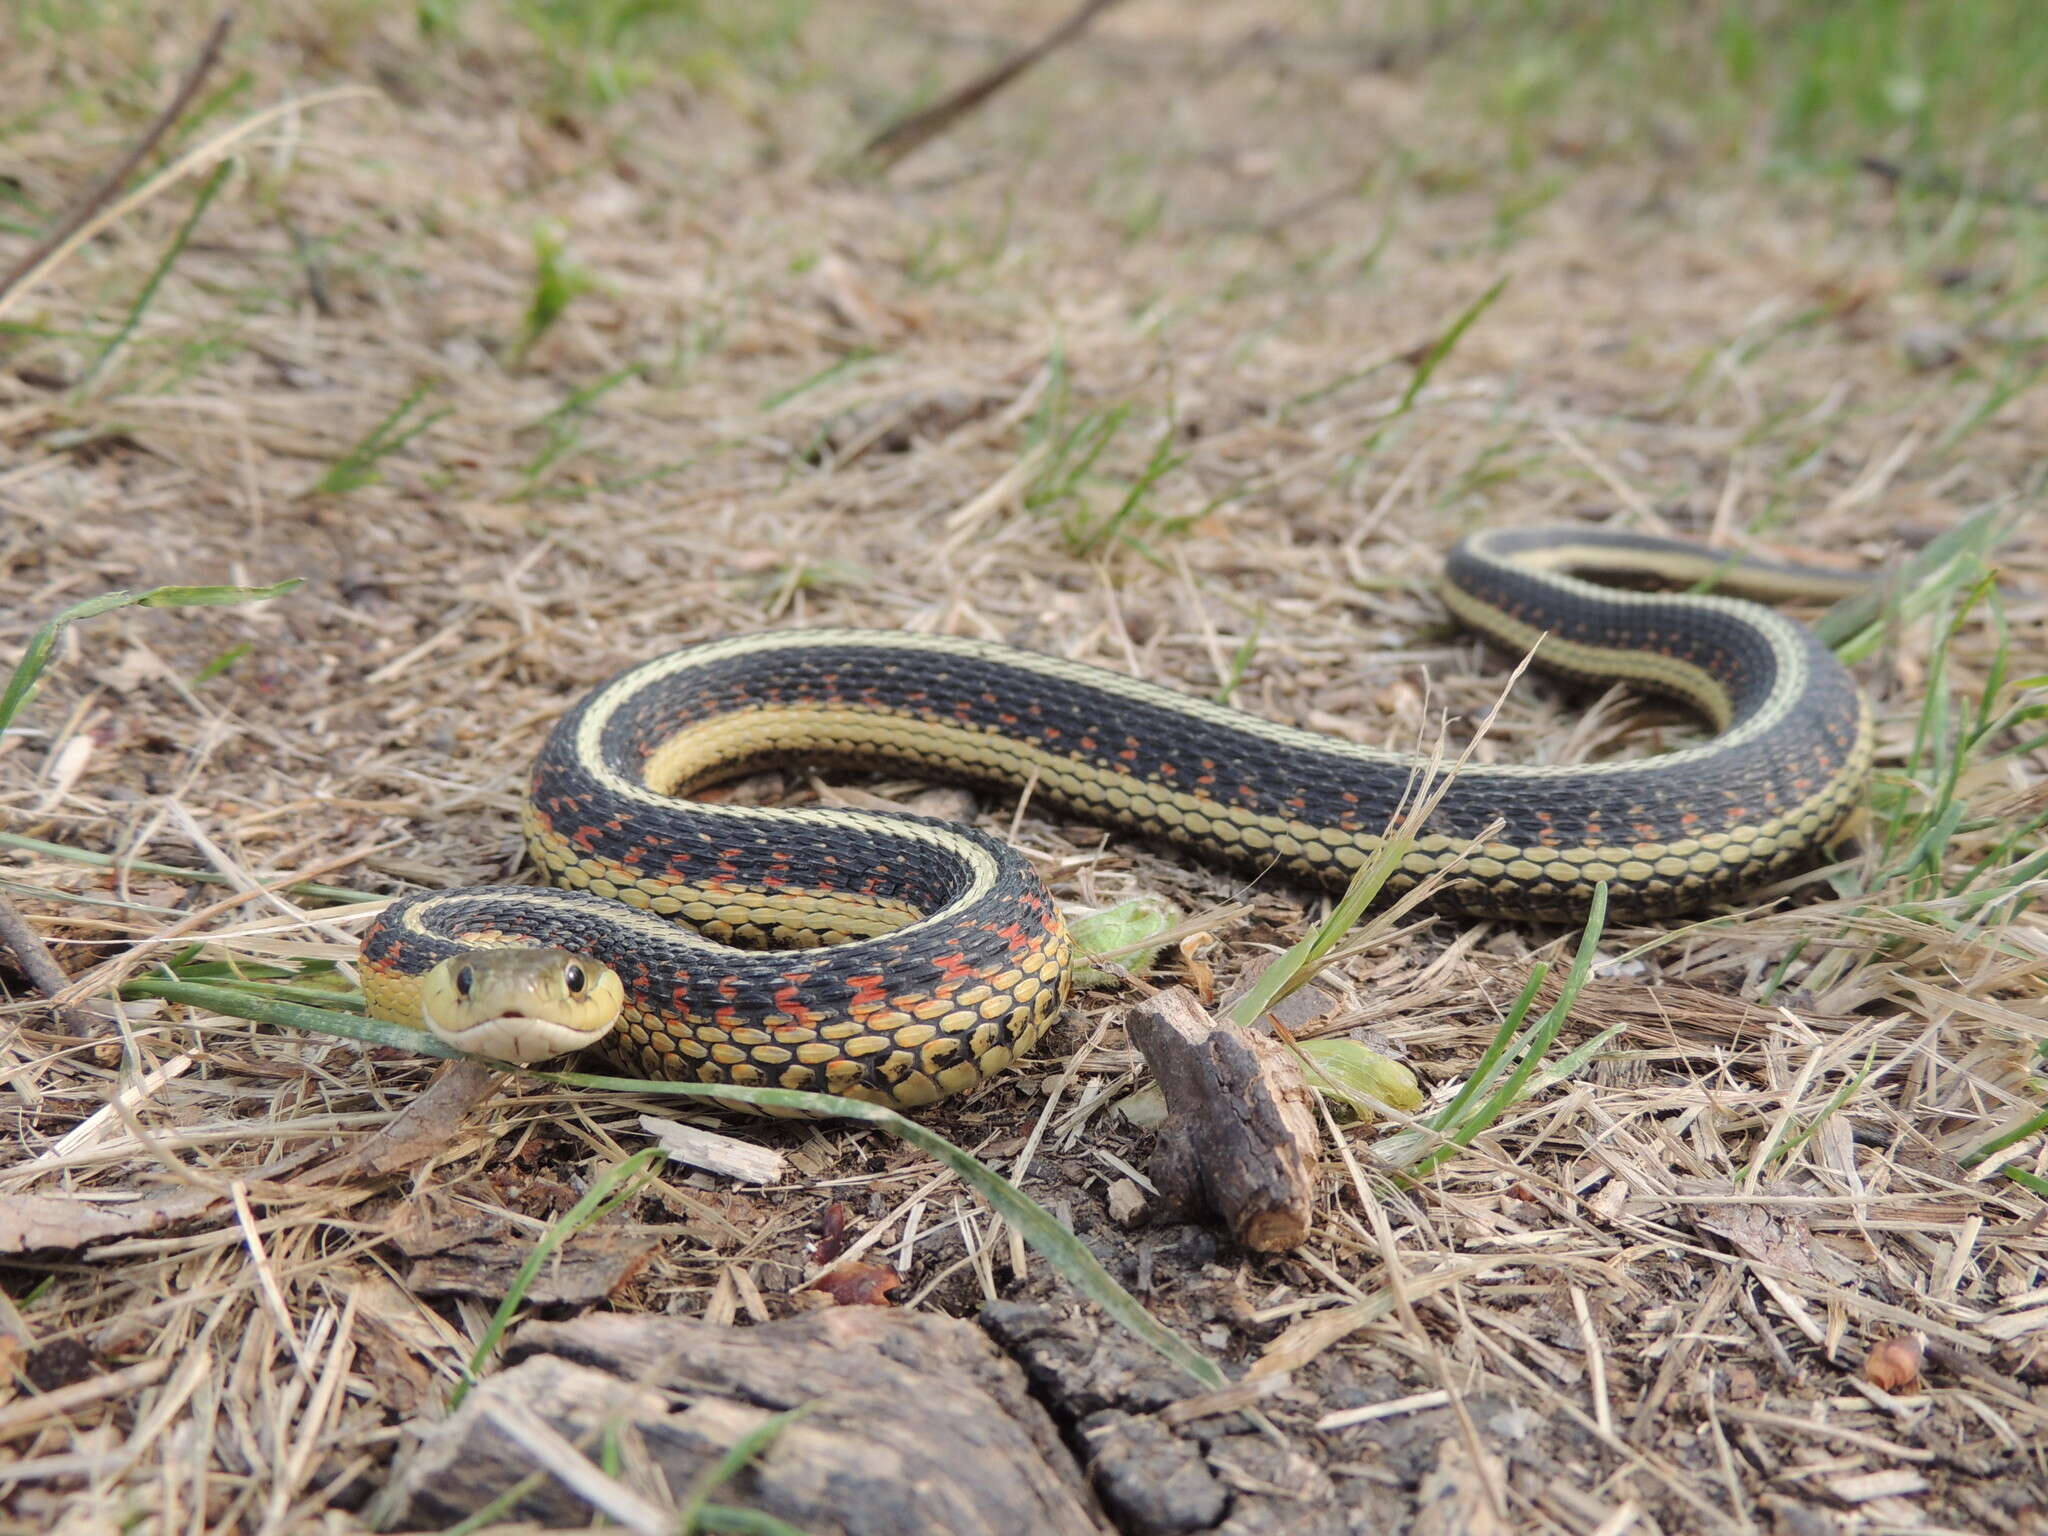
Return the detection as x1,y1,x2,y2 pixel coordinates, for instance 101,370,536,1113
0,580,302,737
0,833,384,904
448,1144,668,1410
121,975,1227,1390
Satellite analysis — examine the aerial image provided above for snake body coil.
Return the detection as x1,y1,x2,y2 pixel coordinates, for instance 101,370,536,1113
362,528,1872,1109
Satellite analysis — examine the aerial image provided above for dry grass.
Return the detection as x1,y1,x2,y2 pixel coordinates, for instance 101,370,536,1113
3,2,2046,1532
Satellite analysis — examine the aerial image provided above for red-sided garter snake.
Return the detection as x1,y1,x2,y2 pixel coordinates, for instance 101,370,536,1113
360,526,1872,1111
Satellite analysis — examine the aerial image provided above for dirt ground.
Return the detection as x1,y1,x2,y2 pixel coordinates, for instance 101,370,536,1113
3,4,2047,1533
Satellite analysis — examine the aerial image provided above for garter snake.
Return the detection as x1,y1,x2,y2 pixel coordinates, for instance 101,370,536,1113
360,526,1872,1110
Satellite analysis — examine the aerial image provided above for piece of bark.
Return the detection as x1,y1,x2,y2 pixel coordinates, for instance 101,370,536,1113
380,1309,1110,1535
979,1301,1188,1420
1126,987,1320,1252
404,1230,654,1308
0,890,100,1036
391,1208,655,1307
0,1190,221,1255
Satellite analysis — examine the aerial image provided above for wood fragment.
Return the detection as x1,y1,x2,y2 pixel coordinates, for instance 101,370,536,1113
0,1190,221,1255
394,1208,655,1307
1126,987,1320,1252
1826,1467,1930,1503
638,1112,786,1184
0,1355,171,1442
307,1059,503,1183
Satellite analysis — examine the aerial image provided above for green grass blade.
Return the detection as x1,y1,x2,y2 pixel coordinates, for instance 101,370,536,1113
1423,963,1548,1135
0,580,301,735
0,832,381,904
692,1507,813,1536
1961,1104,2048,1169
1225,847,1404,1028
74,159,233,394
306,379,449,496
1392,885,1609,1181
449,1146,667,1410
676,1402,820,1535
1395,275,1508,419
1817,502,2009,653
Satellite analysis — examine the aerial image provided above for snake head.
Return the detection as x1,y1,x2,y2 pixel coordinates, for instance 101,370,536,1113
416,947,624,1063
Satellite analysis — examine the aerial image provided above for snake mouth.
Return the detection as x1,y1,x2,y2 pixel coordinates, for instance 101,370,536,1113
423,1010,615,1064
416,947,625,1064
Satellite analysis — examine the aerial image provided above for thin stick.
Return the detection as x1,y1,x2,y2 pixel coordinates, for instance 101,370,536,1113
0,891,98,1036
855,0,1128,173
0,12,236,309
1859,155,2048,213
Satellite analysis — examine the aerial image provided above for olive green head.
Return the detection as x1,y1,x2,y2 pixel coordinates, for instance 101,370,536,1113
416,947,624,1063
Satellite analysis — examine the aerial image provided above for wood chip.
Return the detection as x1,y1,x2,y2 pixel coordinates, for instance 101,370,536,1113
1825,1468,1929,1502
637,1113,786,1184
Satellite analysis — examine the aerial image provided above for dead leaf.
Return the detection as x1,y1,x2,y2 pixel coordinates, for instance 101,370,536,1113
808,1202,852,1267
806,1262,901,1307
1864,1332,1925,1392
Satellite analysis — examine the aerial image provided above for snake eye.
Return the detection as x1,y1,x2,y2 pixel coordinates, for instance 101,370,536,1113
455,965,475,1000
564,963,586,993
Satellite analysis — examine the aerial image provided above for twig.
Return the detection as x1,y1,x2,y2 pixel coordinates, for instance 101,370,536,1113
1858,155,2048,213
854,0,1128,173
0,891,99,1036
0,11,235,310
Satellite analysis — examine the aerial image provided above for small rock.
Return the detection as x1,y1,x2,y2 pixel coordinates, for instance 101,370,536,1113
1080,1410,1227,1535
1900,324,1964,371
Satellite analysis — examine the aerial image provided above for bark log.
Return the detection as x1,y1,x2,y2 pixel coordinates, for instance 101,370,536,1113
1127,987,1320,1252
380,1308,1110,1536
